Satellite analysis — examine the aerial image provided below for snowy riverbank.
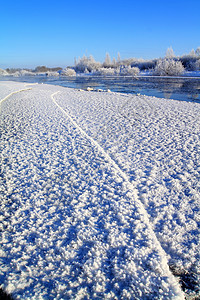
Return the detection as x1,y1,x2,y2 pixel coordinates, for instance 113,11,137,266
0,81,199,299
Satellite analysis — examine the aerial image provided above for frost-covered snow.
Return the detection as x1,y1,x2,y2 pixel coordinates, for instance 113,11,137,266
0,81,199,299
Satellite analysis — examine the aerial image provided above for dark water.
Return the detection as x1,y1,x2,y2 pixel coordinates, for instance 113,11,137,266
1,75,200,103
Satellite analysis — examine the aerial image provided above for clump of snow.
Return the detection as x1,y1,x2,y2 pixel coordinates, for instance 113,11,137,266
86,87,94,91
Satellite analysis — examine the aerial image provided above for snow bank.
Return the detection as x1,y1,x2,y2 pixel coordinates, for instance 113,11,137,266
0,81,199,299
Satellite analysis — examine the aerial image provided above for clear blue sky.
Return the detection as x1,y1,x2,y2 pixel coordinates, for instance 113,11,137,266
0,0,200,68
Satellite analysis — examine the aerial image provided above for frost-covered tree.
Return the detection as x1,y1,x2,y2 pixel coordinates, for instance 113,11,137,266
154,58,184,76
192,59,200,71
117,52,121,63
120,66,140,76
189,49,196,57
195,47,200,57
60,68,76,76
103,53,111,67
95,67,120,76
166,47,175,58
75,55,101,73
0,68,8,75
112,58,116,66
34,66,49,73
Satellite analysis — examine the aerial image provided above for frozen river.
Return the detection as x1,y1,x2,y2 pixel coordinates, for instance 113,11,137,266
1,75,200,103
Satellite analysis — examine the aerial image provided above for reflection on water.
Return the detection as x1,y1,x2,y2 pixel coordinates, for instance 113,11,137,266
1,75,200,103
190,94,199,100
163,91,172,99
162,82,183,99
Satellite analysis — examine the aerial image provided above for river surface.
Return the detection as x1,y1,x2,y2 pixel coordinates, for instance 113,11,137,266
1,75,200,103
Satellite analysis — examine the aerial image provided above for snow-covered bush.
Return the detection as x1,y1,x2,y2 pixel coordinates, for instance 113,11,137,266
10,71,21,77
75,55,101,73
46,71,59,77
133,60,156,71
120,66,140,76
118,58,156,71
192,59,200,71
34,66,62,74
20,70,35,76
180,56,197,70
95,67,120,76
34,66,49,73
195,47,200,57
60,68,76,76
154,58,185,76
0,68,8,76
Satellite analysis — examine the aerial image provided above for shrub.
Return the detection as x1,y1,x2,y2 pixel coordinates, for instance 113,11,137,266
60,68,76,76
34,66,62,73
75,55,101,73
132,60,155,71
34,66,49,73
120,66,140,76
154,58,185,76
95,67,120,76
6,68,21,74
46,71,59,77
0,68,8,76
179,55,198,70
192,59,200,71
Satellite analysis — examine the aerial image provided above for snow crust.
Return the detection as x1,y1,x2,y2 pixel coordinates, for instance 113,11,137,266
0,81,199,299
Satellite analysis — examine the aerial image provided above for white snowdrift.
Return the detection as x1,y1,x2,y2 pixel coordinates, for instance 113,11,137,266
0,81,199,299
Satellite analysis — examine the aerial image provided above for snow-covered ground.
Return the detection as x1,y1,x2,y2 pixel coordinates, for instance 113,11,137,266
0,81,199,299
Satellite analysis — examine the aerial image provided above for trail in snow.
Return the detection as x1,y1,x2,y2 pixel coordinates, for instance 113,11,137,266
0,82,186,299
0,88,32,105
54,86,200,297
51,92,138,190
51,91,179,279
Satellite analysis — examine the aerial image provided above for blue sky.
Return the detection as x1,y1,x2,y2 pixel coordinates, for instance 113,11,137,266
0,0,200,68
